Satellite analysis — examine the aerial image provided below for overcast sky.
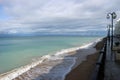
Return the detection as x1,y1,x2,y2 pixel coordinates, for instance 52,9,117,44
0,0,120,35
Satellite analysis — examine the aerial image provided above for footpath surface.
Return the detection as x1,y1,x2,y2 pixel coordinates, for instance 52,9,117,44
104,40,120,80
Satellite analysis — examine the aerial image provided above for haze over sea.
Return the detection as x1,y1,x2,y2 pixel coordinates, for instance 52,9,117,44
0,36,102,74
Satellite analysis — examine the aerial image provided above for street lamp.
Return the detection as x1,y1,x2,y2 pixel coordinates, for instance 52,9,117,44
106,12,117,51
107,25,111,43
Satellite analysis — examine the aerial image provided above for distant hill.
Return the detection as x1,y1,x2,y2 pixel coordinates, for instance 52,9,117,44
0,31,106,37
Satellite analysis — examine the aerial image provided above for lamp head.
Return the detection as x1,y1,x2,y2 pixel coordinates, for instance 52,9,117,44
112,12,117,19
106,14,110,19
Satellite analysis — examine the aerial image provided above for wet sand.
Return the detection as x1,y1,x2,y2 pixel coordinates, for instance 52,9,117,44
65,38,105,80
65,52,99,80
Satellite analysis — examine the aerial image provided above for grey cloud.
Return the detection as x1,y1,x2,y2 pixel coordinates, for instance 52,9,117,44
0,0,120,35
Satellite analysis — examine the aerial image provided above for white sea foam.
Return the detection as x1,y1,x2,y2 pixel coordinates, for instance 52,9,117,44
0,38,102,80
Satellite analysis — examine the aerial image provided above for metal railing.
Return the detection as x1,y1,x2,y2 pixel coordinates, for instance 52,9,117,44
91,41,107,80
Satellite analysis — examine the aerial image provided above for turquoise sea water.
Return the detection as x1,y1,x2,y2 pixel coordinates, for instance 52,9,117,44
0,36,102,74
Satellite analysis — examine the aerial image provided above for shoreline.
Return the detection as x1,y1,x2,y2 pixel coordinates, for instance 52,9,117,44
65,52,99,80
65,37,105,80
0,38,104,80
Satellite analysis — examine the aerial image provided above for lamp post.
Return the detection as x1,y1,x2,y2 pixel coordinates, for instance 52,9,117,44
107,25,111,43
107,12,117,51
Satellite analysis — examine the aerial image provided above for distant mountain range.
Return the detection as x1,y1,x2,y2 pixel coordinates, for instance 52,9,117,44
0,31,107,37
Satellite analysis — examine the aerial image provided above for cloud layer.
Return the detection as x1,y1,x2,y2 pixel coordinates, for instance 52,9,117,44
0,0,120,35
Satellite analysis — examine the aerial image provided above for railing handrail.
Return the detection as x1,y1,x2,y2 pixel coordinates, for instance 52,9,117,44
91,41,107,80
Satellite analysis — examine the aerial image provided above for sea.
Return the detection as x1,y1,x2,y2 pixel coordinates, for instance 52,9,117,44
0,36,103,74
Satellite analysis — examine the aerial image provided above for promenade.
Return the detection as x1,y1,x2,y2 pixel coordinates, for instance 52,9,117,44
104,38,120,80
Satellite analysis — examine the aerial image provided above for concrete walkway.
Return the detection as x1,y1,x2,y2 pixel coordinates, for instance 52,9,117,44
104,39,120,80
